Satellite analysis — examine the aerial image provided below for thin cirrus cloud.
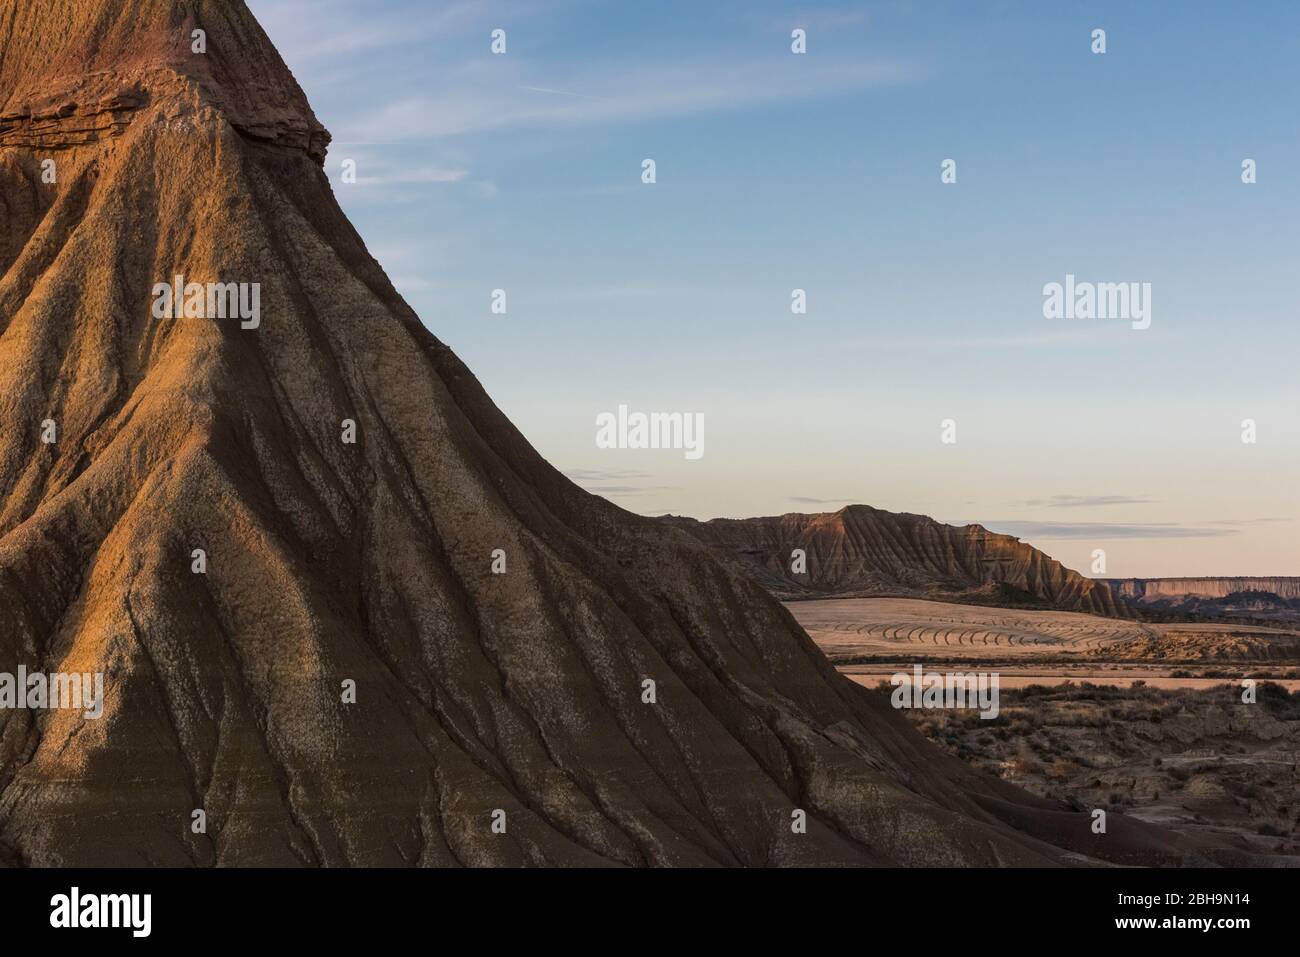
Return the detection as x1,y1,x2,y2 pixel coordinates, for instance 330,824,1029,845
788,495,861,505
1014,495,1156,508
564,469,674,497
252,0,916,142
584,486,674,496
249,0,511,66
564,468,652,482
338,55,921,142
973,521,1239,541
1209,518,1293,526
322,146,481,204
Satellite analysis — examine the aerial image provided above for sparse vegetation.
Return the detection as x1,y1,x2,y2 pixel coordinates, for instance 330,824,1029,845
881,683,1300,858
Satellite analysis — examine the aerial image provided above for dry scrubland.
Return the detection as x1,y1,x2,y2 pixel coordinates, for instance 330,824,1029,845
789,598,1300,860
899,683,1300,860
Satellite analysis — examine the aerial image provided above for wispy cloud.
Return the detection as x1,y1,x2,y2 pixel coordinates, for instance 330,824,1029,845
519,85,609,101
341,55,919,141
1014,495,1156,508
789,495,860,505
323,147,481,205
564,468,676,497
968,521,1239,540
251,0,497,67
584,485,674,495
1207,517,1293,527
565,468,652,482
863,330,1164,351
253,0,914,142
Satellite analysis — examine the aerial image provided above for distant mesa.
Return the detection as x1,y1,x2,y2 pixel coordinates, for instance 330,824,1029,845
1108,577,1300,601
667,505,1132,618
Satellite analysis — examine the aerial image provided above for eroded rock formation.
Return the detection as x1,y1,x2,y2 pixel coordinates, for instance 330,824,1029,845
667,506,1131,617
0,0,1189,866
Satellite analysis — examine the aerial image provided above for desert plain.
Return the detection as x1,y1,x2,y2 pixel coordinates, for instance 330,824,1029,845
790,597,1300,859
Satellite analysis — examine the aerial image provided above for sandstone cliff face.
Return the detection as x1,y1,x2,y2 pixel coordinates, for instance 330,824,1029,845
0,0,328,159
1103,578,1300,626
1107,578,1300,602
668,506,1131,617
0,0,1184,867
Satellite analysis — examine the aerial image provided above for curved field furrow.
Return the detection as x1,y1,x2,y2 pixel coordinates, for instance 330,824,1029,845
789,597,1300,668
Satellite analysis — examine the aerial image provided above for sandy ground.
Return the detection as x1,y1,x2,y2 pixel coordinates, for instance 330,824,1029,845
840,669,1300,691
789,597,1300,682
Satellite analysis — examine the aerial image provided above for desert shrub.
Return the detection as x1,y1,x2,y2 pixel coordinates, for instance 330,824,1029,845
1008,717,1038,736
1047,759,1075,782
1007,755,1039,776
1257,682,1300,719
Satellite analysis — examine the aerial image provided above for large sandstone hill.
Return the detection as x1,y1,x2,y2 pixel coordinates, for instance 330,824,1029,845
667,506,1131,617
0,0,1188,866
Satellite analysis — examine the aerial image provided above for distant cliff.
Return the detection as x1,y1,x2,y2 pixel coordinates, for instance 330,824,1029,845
666,505,1131,617
1102,578,1300,625
1106,578,1300,601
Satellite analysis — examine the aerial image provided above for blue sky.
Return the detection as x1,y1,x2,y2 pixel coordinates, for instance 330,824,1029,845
249,0,1299,576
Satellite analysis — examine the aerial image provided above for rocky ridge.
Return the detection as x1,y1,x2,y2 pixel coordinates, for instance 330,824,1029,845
668,505,1131,617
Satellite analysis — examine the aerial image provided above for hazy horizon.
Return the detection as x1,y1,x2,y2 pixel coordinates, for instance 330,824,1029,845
250,0,1300,578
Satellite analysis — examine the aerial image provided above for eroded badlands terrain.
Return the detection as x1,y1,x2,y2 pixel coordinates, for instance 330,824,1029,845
789,597,1300,859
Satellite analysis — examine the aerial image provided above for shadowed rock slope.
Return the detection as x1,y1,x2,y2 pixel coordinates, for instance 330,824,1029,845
667,506,1131,617
0,0,1189,867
